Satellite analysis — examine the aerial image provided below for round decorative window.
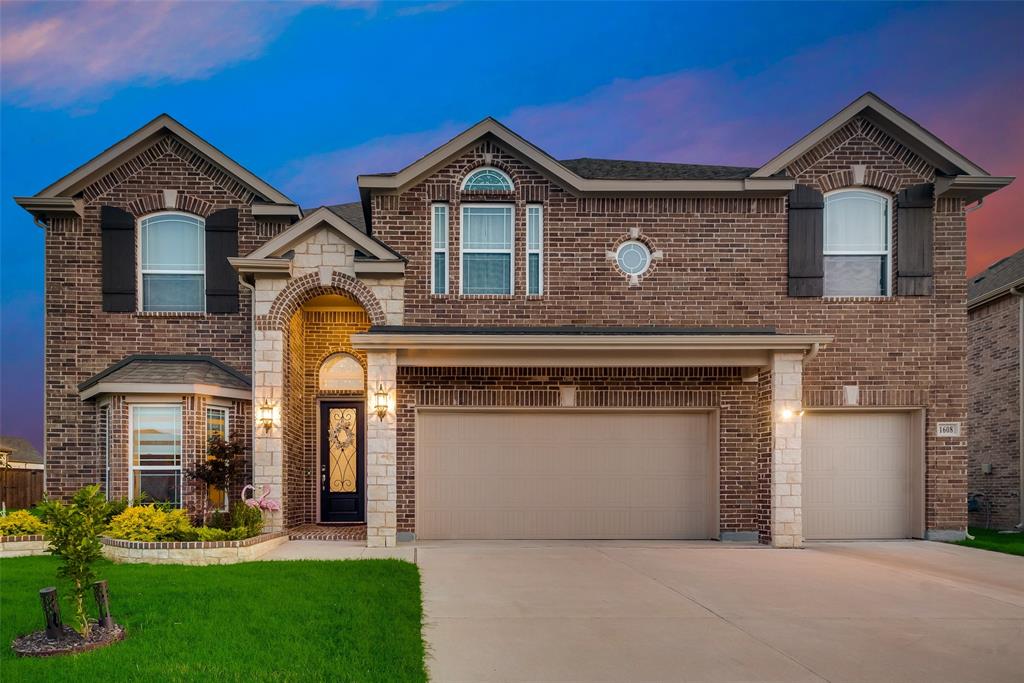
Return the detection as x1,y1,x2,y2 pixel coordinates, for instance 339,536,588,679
616,241,652,275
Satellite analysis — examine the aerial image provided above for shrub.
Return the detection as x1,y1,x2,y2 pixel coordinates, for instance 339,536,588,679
0,509,48,536
231,504,264,538
107,505,194,542
37,485,109,636
208,510,232,531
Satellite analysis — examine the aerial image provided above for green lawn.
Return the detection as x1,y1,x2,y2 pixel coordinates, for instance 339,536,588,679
955,527,1024,557
1,556,427,682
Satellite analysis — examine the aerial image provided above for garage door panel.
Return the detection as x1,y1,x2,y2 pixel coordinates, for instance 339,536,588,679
417,411,712,540
804,412,912,540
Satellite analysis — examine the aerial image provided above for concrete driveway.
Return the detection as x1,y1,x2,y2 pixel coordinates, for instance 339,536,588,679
417,540,1024,682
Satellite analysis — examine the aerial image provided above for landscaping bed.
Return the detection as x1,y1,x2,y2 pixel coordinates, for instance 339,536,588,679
1,555,427,681
100,531,289,565
955,527,1024,557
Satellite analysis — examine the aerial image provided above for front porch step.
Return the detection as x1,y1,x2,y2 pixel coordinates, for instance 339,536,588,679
287,524,367,542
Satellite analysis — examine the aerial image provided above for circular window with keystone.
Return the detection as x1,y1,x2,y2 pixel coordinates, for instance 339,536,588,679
607,229,662,286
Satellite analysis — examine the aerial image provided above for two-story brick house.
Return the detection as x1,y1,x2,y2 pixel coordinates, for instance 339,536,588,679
15,93,1012,547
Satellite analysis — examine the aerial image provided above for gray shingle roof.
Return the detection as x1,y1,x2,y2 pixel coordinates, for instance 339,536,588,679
299,203,367,233
559,158,758,181
78,355,250,392
968,246,1024,305
0,436,42,464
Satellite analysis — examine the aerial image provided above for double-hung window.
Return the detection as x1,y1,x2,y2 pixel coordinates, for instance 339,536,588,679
526,205,543,295
823,190,891,297
130,404,183,506
140,212,205,312
206,406,229,511
431,203,449,294
461,204,514,294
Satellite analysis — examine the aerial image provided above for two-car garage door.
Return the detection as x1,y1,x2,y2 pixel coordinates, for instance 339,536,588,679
416,411,715,540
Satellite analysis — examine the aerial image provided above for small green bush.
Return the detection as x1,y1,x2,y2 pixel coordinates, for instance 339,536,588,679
208,510,232,531
0,509,48,536
231,504,264,538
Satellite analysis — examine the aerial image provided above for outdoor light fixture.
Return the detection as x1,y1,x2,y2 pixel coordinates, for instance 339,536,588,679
258,402,275,433
781,408,805,420
374,383,390,421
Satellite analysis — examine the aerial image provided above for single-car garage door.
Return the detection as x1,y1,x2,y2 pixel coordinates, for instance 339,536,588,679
803,411,919,540
416,410,715,540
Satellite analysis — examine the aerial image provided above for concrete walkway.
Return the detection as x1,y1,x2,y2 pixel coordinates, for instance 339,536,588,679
416,540,1024,682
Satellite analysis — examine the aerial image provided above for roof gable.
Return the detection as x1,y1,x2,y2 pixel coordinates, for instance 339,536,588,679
246,206,403,262
29,114,294,205
754,93,989,178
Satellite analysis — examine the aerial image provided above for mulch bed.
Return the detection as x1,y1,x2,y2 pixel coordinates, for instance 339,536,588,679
11,621,125,657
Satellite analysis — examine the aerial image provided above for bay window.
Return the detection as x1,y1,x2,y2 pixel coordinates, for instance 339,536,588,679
130,404,182,506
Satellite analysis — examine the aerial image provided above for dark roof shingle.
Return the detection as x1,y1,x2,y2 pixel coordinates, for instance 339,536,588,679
968,247,1024,304
559,158,758,181
79,356,250,392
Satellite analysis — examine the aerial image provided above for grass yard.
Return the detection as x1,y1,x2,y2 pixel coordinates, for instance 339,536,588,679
955,527,1024,557
1,556,427,682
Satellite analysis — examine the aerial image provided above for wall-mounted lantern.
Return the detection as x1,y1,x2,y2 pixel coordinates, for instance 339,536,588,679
258,402,275,433
374,384,390,422
780,407,805,421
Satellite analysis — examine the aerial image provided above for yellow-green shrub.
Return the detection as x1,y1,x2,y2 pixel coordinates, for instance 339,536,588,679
107,505,194,542
0,510,48,536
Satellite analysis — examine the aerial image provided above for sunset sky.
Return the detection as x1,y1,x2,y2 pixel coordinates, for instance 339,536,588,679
1,1,1021,450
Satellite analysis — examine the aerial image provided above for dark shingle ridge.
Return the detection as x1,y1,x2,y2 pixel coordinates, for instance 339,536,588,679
559,158,758,181
78,355,251,392
968,246,1024,304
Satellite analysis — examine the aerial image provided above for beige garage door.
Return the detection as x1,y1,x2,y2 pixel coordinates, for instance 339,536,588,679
803,412,914,540
416,410,714,540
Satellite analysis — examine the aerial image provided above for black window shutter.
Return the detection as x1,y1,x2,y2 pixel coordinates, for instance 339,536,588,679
787,184,824,297
100,205,136,312
896,183,934,296
205,208,239,313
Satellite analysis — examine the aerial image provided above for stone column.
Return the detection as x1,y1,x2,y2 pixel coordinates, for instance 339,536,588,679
771,352,804,548
253,328,284,531
365,350,398,547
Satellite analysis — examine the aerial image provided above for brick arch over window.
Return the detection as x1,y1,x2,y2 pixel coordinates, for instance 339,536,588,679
127,192,214,218
259,271,387,331
458,157,521,192
817,168,901,195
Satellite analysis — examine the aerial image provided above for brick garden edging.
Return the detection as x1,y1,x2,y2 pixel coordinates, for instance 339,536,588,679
101,532,289,565
0,535,49,558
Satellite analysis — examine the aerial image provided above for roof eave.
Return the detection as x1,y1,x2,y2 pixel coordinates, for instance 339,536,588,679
935,175,1014,203
967,275,1024,310
14,196,83,220
229,257,293,276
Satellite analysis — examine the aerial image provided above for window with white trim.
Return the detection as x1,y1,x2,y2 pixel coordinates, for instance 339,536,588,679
140,212,205,312
431,203,449,294
130,404,182,506
461,204,514,294
823,190,891,297
461,167,513,192
99,404,111,499
206,406,229,511
526,204,543,295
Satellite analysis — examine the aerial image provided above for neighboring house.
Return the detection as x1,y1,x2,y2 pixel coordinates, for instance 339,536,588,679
967,248,1024,530
0,436,43,470
14,93,1013,548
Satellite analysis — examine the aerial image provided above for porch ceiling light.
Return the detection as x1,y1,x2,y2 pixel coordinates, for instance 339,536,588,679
374,383,390,422
258,402,275,433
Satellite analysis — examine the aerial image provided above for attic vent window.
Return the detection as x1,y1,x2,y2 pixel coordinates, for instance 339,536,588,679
462,167,513,192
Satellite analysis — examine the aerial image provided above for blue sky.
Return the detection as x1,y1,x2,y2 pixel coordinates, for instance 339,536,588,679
2,1,1022,450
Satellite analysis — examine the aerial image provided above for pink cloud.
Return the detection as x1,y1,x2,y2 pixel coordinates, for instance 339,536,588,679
0,1,373,107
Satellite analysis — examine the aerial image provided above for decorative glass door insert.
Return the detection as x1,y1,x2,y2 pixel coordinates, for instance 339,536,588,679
328,408,358,493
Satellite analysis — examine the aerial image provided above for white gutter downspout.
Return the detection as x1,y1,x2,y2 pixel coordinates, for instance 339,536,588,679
803,342,821,364
1012,285,1024,530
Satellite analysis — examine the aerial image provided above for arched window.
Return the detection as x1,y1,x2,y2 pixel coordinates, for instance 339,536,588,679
461,167,513,192
319,353,365,392
823,190,891,297
140,212,205,312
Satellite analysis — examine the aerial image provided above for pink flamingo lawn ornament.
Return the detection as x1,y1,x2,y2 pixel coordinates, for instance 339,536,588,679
241,484,281,512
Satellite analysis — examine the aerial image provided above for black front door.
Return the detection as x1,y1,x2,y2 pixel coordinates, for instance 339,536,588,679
319,401,365,523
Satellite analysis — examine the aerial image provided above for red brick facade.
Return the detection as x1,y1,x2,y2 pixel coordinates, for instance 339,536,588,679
37,110,976,539
968,293,1022,529
374,116,969,536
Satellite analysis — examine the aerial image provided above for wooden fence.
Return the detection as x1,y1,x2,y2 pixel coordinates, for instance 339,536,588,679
2,469,44,509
